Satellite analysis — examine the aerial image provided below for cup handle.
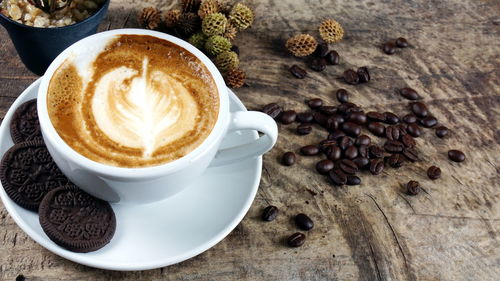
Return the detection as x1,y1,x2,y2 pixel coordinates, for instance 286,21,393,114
209,111,278,167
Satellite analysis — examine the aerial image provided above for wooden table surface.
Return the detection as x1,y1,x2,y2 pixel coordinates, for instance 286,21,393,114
1,0,499,280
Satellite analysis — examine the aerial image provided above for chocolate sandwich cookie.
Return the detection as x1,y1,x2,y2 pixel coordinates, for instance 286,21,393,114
0,141,70,211
39,186,116,253
10,99,43,144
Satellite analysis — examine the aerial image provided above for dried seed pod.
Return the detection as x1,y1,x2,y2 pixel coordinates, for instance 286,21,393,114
285,34,318,57
202,12,228,36
205,35,232,56
177,12,201,36
319,19,344,43
229,3,254,30
163,9,181,28
138,7,161,30
181,0,201,13
188,32,208,50
223,22,237,41
215,51,239,72
198,0,219,19
225,68,246,88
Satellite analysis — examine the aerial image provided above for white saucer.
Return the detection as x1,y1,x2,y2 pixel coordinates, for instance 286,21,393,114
0,79,261,271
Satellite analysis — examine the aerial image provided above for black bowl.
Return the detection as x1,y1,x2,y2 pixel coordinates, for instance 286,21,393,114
0,0,110,75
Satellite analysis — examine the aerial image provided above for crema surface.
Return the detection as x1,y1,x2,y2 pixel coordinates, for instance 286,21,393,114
47,35,219,167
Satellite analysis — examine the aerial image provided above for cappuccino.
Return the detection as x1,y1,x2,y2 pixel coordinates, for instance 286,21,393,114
47,35,219,168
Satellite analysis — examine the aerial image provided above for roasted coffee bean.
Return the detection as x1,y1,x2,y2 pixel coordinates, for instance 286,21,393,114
339,136,354,151
313,112,328,126
357,67,370,83
319,106,338,116
419,116,438,128
16,275,25,281
396,123,408,135
435,126,449,138
383,42,396,54
346,175,361,186
341,122,361,137
326,50,340,65
409,102,429,118
295,214,314,231
307,98,323,109
383,112,400,124
325,117,339,131
401,134,416,147
262,103,282,119
399,87,420,100
331,114,345,125
319,139,337,153
407,123,422,137
402,147,419,162
348,112,367,125
366,111,386,122
369,145,385,158
301,145,320,156
448,150,465,162
396,37,409,48
385,126,401,141
346,106,363,115
310,57,327,72
297,123,312,135
353,157,370,168
343,69,359,85
358,145,369,158
387,154,404,168
262,205,279,221
406,180,420,196
337,102,357,115
328,130,346,140
403,113,418,123
287,232,306,247
313,43,329,57
339,159,358,174
329,169,348,185
367,122,386,137
327,146,342,161
356,135,371,146
336,89,349,103
384,140,404,153
369,159,384,175
281,152,296,166
344,146,359,159
427,166,441,180
290,65,307,79
280,110,297,124
316,159,334,174
297,112,314,123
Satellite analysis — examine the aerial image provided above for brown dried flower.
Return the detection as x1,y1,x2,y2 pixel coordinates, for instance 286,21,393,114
181,0,202,13
223,22,237,41
164,9,181,28
177,12,201,36
138,7,161,30
198,0,219,19
319,19,344,44
285,34,318,57
225,68,246,88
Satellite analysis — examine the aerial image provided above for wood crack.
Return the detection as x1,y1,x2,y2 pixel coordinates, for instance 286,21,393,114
397,193,416,214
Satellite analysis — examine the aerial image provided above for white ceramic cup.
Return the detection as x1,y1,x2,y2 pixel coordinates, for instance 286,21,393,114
37,29,278,204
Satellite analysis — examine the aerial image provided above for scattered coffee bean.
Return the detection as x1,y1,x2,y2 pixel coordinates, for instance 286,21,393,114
341,122,361,137
325,117,339,131
358,145,369,158
327,146,342,161
367,122,386,137
319,139,337,153
369,159,384,175
387,154,404,168
339,136,354,151
448,150,465,162
348,112,367,125
369,145,385,158
290,65,307,79
16,275,25,281
401,134,416,147
316,159,334,174
280,110,297,124
385,125,401,141
313,43,329,57
301,145,320,156
328,130,346,140
353,157,370,168
343,69,360,85
319,106,338,116
406,180,420,196
384,140,404,153
262,205,279,221
337,102,357,115
287,232,306,247
383,112,400,124
310,57,327,72
297,123,312,135
331,114,345,124
419,116,438,128
407,123,422,137
326,50,340,65
409,102,429,118
355,135,371,146
427,166,441,180
402,147,419,162
357,67,370,83
295,214,314,231
307,98,323,109
396,123,408,135
346,175,362,185
344,146,359,159
281,152,296,166
399,88,421,100
435,126,449,138
403,113,418,123
336,89,349,103
297,112,314,123
395,37,409,48
262,103,282,119
328,169,348,185
366,112,386,122
383,42,396,54
313,112,328,126
339,159,359,174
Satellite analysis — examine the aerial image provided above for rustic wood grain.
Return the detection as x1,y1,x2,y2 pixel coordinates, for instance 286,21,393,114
0,0,499,280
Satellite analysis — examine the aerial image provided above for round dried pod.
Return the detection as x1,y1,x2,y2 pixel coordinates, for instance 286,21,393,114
223,22,238,41
138,7,161,30
181,0,202,13
229,3,254,30
205,35,232,56
177,12,201,36
215,51,239,72
285,34,318,57
164,9,181,28
225,68,246,88
202,12,228,36
319,19,344,44
188,32,208,50
198,0,219,19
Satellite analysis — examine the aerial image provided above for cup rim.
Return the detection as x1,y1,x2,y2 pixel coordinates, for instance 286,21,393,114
38,29,229,179
0,0,110,31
